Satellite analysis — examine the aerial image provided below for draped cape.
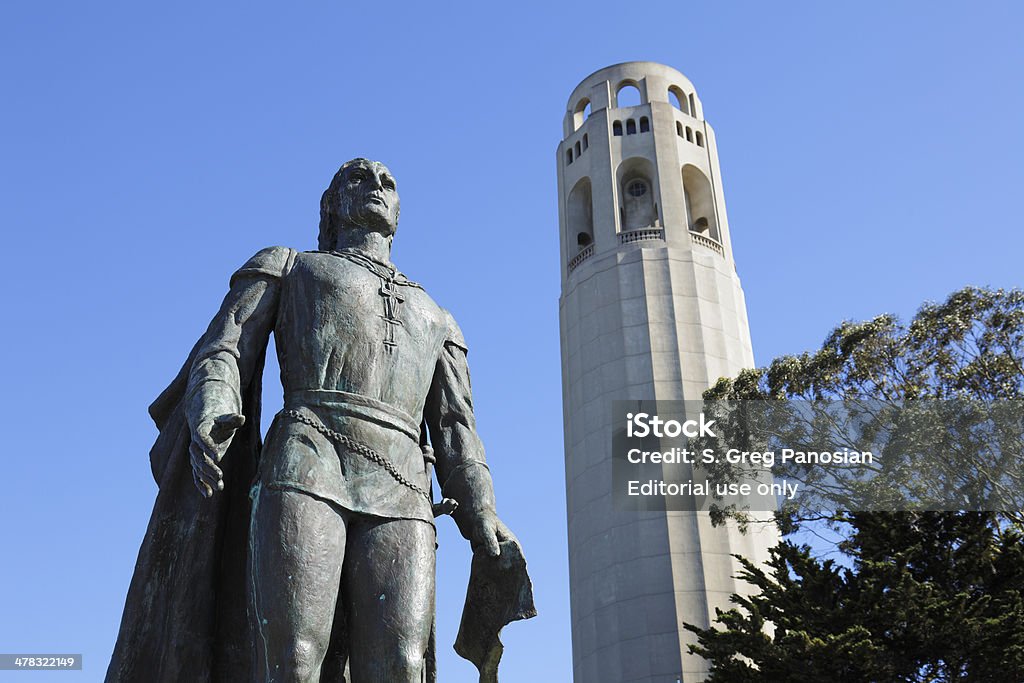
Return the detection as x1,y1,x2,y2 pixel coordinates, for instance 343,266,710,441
105,336,266,681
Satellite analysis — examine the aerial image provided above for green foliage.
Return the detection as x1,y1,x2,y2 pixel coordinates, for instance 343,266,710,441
687,513,1024,681
688,288,1024,681
701,287,1024,531
706,287,1024,404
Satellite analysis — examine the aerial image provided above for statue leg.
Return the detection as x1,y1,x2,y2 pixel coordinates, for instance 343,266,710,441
249,485,348,683
343,516,436,683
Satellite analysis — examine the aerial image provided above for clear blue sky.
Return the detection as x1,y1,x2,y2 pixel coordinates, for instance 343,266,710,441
1,2,1022,681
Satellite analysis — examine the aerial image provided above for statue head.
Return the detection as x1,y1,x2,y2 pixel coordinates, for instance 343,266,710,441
318,158,401,251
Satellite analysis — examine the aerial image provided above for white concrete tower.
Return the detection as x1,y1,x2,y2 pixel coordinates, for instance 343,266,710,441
558,62,776,682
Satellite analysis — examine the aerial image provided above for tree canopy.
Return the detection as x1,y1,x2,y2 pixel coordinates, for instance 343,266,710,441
697,286,1024,532
708,287,1024,404
686,287,1024,681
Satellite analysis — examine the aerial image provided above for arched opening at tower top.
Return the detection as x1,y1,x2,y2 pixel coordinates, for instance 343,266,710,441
573,98,592,131
567,177,594,255
682,164,720,242
617,157,659,232
616,82,642,108
668,86,689,115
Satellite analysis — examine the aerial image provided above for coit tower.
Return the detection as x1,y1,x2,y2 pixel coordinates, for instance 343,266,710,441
557,62,776,682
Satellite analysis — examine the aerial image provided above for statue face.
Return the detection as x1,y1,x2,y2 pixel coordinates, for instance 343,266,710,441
335,159,400,236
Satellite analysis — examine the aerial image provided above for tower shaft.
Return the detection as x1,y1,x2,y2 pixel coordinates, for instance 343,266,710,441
558,62,775,683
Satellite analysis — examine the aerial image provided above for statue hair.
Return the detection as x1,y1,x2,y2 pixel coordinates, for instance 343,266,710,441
318,158,399,251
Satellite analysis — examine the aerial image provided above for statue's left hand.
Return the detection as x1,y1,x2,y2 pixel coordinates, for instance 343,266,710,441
466,510,515,558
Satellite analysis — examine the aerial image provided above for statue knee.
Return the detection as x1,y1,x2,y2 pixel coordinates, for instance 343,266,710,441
386,645,426,681
267,636,326,682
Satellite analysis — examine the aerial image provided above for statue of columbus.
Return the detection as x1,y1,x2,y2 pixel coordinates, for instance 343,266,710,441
107,159,535,683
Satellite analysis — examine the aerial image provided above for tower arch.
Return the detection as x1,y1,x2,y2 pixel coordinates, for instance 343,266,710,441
615,81,642,107
682,164,720,242
616,156,659,232
668,85,689,115
572,97,591,131
566,177,594,253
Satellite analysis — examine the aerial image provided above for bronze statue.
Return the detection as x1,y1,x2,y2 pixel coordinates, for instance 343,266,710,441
107,159,535,682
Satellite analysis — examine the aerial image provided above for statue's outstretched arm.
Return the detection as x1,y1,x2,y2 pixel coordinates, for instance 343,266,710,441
424,314,512,557
185,245,294,497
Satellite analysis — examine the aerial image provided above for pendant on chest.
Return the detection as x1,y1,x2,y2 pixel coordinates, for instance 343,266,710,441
378,277,405,352
327,250,422,354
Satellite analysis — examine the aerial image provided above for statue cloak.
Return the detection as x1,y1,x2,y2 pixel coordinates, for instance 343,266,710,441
106,337,266,682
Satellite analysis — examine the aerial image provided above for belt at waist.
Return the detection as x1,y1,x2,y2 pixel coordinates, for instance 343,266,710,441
284,389,421,441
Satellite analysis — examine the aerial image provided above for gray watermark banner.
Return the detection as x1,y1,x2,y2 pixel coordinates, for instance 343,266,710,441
0,654,82,670
612,399,1024,514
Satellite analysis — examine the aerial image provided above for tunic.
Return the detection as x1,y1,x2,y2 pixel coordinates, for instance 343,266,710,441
186,245,495,524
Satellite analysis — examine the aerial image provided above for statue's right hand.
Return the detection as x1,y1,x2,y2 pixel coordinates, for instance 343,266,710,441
189,413,246,498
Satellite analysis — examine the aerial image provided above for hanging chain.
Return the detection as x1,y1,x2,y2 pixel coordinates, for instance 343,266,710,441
281,409,431,502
